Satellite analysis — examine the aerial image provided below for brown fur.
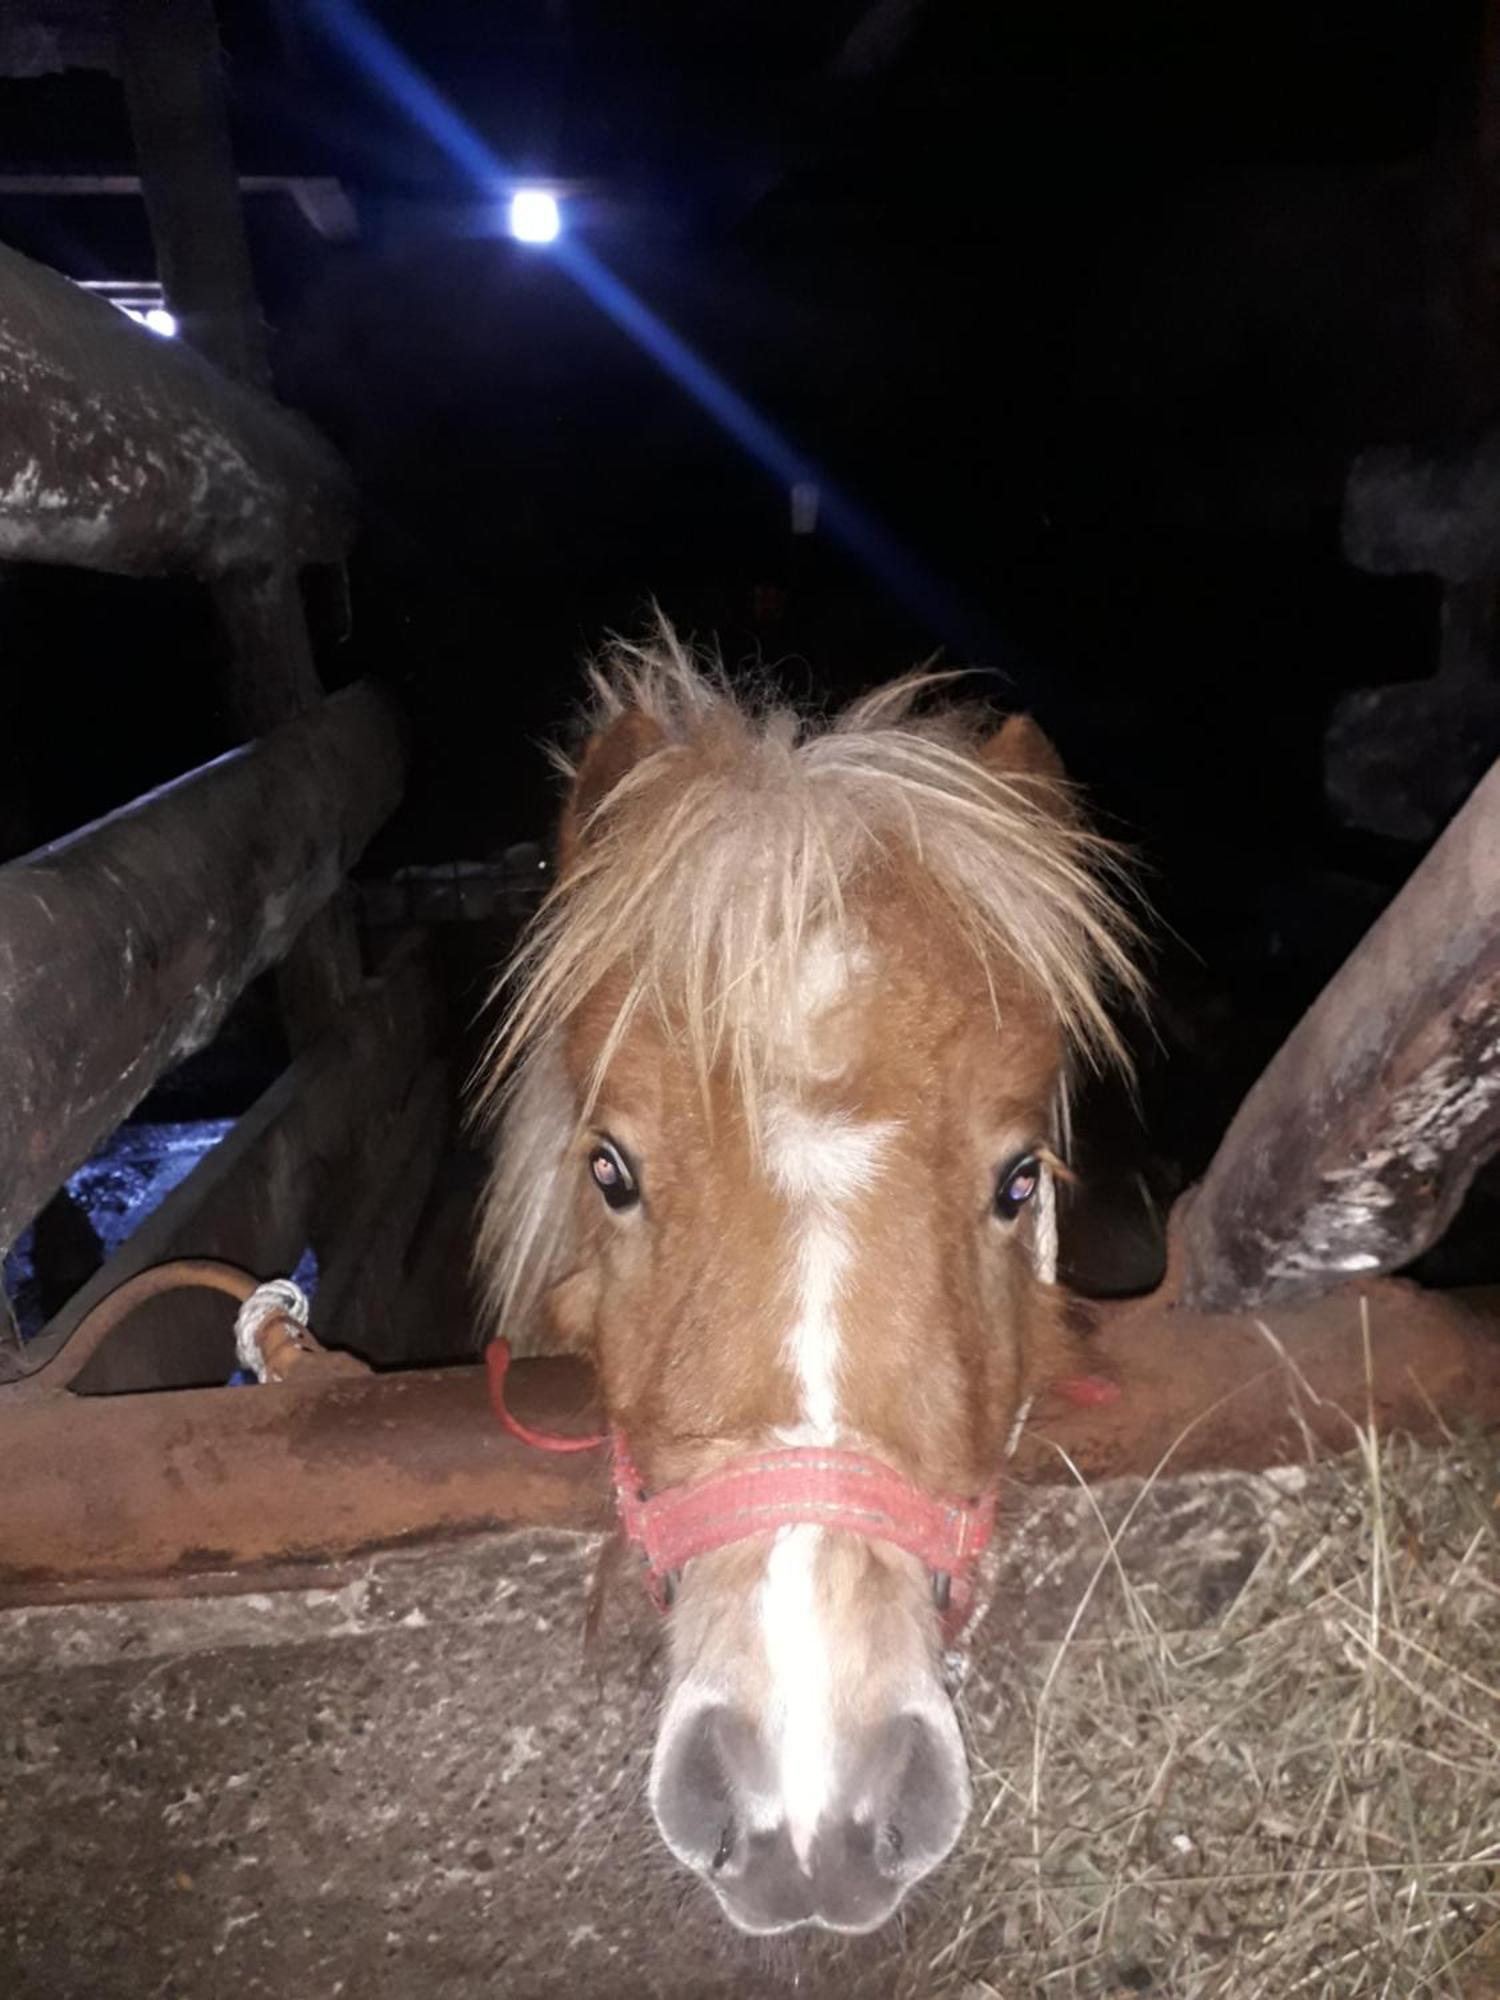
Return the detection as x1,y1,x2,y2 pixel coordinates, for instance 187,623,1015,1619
472,625,1143,1915
476,626,1142,1365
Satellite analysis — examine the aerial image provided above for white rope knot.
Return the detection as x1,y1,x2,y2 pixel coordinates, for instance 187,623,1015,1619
234,1277,312,1384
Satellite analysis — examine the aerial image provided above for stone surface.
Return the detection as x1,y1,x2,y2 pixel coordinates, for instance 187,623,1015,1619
0,1529,875,1998
0,1481,1345,1999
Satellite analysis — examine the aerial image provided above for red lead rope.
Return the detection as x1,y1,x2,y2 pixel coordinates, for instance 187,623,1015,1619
484,1338,609,1453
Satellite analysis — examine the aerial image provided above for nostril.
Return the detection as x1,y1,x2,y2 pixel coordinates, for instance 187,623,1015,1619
853,1712,969,1883
651,1705,766,1878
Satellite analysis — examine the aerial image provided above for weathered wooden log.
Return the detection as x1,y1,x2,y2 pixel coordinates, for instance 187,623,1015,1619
0,236,353,576
0,685,405,1255
1181,755,1500,1311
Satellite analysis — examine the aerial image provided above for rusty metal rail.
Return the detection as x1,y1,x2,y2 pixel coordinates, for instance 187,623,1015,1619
0,1362,604,1607
2,1262,1496,1607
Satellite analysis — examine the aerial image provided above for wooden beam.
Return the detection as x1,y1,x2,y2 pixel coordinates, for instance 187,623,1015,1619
1344,428,1500,584
0,686,405,1259
1180,756,1500,1311
310,1058,453,1367
0,176,356,230
119,0,270,387
119,0,366,1043
0,175,359,239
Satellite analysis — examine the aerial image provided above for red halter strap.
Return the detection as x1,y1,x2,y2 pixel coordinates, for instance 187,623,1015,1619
611,1432,996,1638
484,1338,998,1641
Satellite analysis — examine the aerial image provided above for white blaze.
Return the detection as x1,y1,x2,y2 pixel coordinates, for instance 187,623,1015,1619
763,1102,894,1438
758,1524,832,1861
759,1099,895,1860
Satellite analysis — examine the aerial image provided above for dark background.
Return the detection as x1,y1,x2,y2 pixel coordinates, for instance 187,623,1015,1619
1,0,1495,1260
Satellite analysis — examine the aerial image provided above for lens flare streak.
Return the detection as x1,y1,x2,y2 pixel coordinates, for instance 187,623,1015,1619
304,0,993,652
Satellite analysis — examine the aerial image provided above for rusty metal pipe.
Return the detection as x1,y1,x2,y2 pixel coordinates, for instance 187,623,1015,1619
0,684,405,1254
2,1270,1496,1607
1012,1270,1500,1486
0,1362,608,1607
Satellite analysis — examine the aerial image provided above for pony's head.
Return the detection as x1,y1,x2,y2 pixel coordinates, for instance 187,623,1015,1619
478,627,1140,1933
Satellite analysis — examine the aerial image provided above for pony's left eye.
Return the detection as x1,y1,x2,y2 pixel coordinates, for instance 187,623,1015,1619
994,1153,1041,1221
588,1137,640,1212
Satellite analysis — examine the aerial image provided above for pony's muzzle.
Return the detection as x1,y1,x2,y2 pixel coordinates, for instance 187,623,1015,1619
652,1703,970,1934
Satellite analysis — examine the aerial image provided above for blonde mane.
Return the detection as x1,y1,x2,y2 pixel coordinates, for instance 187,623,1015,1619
476,623,1144,1341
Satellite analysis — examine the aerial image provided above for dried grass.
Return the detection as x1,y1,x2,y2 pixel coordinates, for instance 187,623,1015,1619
900,1417,1500,2000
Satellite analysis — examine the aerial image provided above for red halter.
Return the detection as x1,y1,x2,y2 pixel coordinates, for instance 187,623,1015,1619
485,1339,998,1642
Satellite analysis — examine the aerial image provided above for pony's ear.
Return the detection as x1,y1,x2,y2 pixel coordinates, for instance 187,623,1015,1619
980,712,1068,787
558,710,666,872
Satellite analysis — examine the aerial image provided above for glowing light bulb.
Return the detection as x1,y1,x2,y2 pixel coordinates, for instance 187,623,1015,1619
508,188,561,244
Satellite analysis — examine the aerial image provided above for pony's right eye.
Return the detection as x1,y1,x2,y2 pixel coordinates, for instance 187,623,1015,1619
994,1152,1041,1222
588,1138,640,1212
